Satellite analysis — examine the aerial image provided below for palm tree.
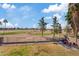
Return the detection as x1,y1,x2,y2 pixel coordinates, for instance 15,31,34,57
65,3,79,44
3,19,8,30
3,19,8,42
38,17,47,37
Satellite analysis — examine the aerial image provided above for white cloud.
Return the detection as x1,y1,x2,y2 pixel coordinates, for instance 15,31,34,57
1,3,16,9
10,5,16,9
42,3,68,13
61,22,67,29
6,22,14,28
20,6,32,12
6,23,19,28
14,23,19,28
0,18,18,28
53,13,65,29
0,18,5,23
33,24,37,28
46,24,52,29
53,13,61,20
2,3,11,9
41,3,68,29
45,16,52,20
14,23,18,27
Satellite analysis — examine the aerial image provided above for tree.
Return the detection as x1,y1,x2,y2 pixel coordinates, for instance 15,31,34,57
3,19,8,30
65,3,79,44
3,19,8,42
58,23,62,33
38,17,47,37
52,16,58,38
57,23,62,40
0,21,2,30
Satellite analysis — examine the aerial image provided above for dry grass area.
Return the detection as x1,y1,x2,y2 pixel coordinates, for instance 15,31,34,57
0,43,79,56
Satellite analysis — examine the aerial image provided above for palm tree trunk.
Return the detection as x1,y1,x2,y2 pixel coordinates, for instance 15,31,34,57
5,23,6,30
4,23,7,42
72,12,78,44
75,30,77,43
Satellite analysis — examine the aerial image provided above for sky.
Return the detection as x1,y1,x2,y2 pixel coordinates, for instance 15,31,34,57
0,3,68,29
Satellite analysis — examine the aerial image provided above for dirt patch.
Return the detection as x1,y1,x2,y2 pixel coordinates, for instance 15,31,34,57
2,34,53,43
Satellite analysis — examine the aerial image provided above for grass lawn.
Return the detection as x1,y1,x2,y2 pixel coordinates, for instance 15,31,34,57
32,32,52,36
29,31,53,36
0,30,30,35
0,30,53,36
0,43,79,56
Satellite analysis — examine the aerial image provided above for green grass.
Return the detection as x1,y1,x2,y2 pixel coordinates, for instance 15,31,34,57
7,46,32,56
0,30,28,35
0,30,53,36
32,33,52,36
0,43,79,56
30,31,52,36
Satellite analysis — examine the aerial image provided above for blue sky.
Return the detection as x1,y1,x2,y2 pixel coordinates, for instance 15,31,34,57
0,3,68,29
